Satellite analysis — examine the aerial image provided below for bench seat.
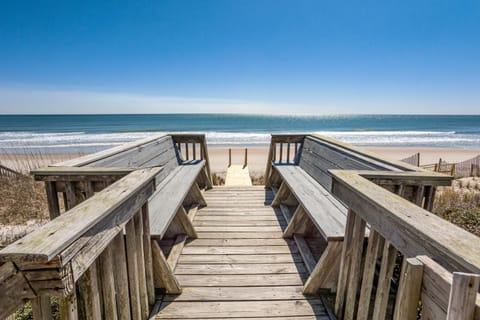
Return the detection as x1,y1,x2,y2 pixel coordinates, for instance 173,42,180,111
149,160,206,238
273,165,347,241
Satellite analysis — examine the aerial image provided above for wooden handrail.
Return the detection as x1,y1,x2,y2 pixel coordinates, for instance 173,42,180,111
330,169,480,320
170,134,212,185
265,134,307,185
330,169,480,273
0,167,161,319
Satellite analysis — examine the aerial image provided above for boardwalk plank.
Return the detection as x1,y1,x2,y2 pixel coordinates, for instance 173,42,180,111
161,286,309,301
175,263,306,275
178,254,303,264
156,300,326,319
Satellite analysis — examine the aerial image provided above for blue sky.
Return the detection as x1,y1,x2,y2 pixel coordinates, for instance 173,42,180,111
0,0,479,114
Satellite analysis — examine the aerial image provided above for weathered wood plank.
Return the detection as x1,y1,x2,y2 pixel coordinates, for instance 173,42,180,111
344,214,367,320
166,234,187,271
99,244,118,320
161,286,308,301
148,163,204,237
193,220,284,226
372,241,398,320
186,238,293,246
77,263,102,320
155,300,325,319
51,134,167,167
293,234,317,274
196,232,284,239
447,272,480,320
151,240,181,294
357,229,383,320
176,273,307,287
134,212,149,320
275,165,347,240
331,169,480,274
181,245,298,255
194,226,283,232
112,233,131,320
393,257,424,320
0,262,36,319
175,263,306,275
178,253,303,264
125,219,142,320
0,168,161,263
303,241,343,294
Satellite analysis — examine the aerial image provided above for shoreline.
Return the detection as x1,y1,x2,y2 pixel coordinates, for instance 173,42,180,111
2,145,479,177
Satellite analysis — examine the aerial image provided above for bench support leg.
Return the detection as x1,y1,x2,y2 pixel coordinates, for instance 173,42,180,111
271,181,290,206
283,206,308,238
151,240,182,294
303,241,343,294
184,183,207,207
175,206,198,239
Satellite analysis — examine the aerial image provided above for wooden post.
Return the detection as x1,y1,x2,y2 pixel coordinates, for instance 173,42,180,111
372,241,398,320
192,143,196,160
344,214,366,320
228,148,232,167
185,143,189,161
279,143,283,163
335,210,357,318
471,163,475,177
286,143,290,163
243,148,248,168
134,212,149,320
31,296,51,320
450,163,456,176
125,219,142,320
77,263,102,320
446,272,480,320
112,233,131,320
44,182,60,219
59,291,79,320
142,205,155,307
393,257,424,320
416,152,420,167
99,244,118,320
356,230,382,320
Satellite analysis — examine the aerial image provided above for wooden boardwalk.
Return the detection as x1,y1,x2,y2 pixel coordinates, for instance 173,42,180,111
152,186,332,319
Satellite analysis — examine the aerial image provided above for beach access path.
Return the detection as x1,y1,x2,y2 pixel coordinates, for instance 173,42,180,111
152,186,332,319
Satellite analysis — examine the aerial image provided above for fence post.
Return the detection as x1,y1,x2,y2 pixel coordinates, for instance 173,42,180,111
228,148,231,167
243,148,248,168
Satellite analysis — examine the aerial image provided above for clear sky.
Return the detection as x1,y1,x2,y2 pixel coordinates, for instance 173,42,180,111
0,0,479,114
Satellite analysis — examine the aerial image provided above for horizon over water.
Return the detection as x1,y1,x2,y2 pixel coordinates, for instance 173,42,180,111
0,114,479,153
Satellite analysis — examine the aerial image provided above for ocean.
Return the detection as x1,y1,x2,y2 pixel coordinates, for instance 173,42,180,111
0,114,479,153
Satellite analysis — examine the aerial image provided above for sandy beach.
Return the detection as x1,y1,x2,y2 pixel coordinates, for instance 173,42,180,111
2,145,479,178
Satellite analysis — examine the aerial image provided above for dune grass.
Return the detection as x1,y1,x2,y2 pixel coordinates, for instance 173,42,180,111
433,188,480,237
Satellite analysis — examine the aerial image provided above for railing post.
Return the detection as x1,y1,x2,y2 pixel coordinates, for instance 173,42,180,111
446,272,480,320
393,257,424,320
228,148,232,167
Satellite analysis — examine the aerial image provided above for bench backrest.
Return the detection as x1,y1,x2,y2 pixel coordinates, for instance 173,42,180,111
86,136,180,175
299,136,399,190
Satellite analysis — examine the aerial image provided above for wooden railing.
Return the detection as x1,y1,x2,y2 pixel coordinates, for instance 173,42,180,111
0,163,22,177
0,168,161,319
330,170,480,320
171,134,212,182
265,134,306,185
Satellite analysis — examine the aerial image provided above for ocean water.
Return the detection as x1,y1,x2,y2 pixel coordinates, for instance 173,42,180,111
0,114,479,153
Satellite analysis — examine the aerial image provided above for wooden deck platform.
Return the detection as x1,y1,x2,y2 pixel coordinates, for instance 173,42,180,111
152,186,332,319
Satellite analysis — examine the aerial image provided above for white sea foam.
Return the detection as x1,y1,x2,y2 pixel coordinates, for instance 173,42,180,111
0,130,479,153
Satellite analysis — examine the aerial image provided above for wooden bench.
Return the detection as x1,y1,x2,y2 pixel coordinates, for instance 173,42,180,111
269,136,400,293
48,135,211,293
